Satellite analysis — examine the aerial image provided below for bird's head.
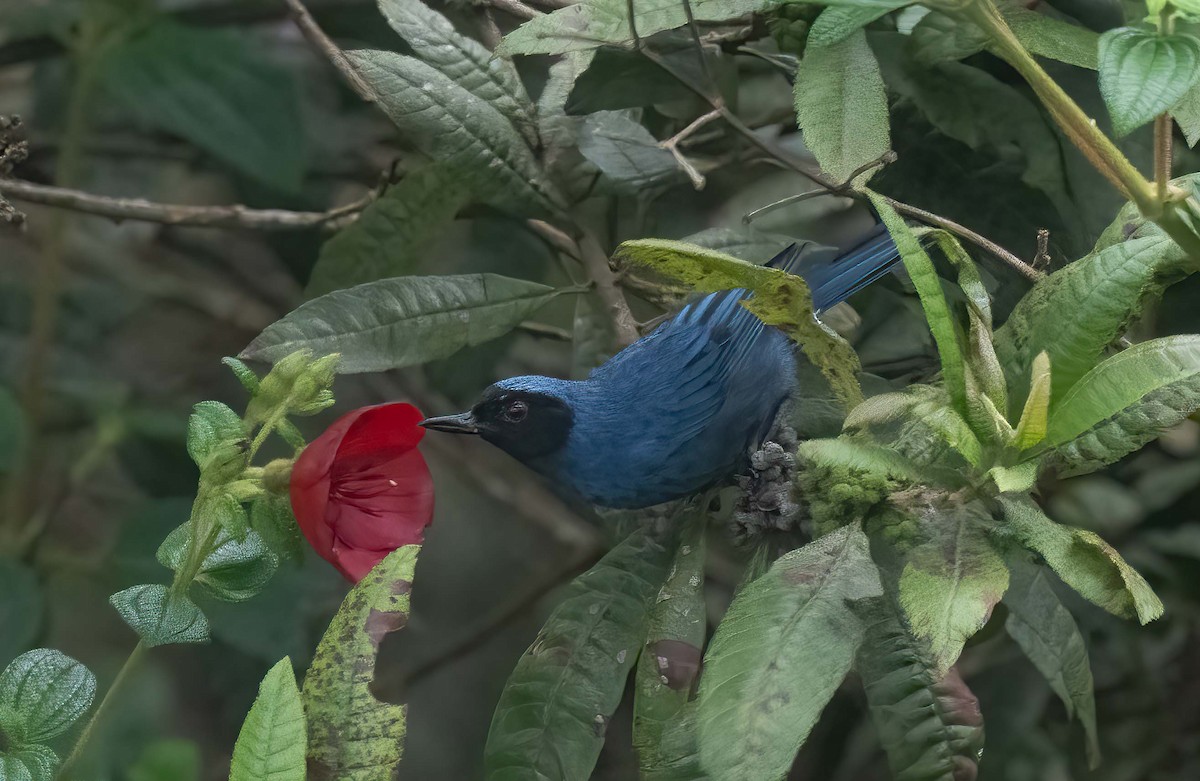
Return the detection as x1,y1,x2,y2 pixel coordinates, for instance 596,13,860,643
419,377,575,463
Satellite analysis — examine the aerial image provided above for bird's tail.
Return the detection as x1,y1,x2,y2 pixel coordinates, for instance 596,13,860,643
765,222,901,313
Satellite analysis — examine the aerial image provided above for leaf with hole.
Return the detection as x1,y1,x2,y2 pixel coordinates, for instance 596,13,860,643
303,546,417,780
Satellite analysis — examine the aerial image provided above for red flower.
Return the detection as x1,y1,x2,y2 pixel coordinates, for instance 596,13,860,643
290,403,434,582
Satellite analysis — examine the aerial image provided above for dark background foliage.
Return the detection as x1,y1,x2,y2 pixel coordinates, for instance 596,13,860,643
2,0,1199,778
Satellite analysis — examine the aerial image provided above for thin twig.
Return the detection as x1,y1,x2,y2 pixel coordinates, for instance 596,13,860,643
283,0,377,103
1155,113,1173,202
679,0,716,93
743,151,896,224
886,197,1042,282
626,0,641,49
1033,228,1051,270
482,0,543,21
516,321,572,340
660,108,720,190
0,178,372,230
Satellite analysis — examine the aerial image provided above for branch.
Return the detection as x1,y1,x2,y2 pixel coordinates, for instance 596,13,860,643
283,0,377,103
0,178,370,231
660,108,720,190
479,0,544,21
578,231,641,348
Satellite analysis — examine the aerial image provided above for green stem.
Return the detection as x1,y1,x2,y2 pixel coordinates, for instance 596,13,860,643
247,408,287,461
1154,6,1175,203
55,642,147,780
964,0,1159,216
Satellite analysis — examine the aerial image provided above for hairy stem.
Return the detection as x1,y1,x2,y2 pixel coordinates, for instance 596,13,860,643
964,0,1159,215
55,642,148,780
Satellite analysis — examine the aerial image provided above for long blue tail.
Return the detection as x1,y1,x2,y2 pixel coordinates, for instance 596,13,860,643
765,222,901,312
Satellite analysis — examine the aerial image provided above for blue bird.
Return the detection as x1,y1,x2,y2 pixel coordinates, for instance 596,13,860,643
420,225,901,509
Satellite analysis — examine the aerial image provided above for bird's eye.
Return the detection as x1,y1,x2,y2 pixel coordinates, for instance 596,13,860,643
504,400,528,423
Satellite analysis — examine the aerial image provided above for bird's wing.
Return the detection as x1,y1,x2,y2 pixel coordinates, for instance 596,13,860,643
594,288,775,450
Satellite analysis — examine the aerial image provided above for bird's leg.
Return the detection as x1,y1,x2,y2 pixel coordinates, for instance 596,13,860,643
731,421,804,544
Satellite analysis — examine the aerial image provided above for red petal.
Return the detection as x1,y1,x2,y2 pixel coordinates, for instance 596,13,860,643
328,448,433,551
335,403,425,461
290,406,374,555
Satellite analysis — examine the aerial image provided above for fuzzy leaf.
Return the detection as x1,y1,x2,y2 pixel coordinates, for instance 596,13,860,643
1044,336,1200,453
993,234,1190,416
230,657,307,781
869,193,967,418
0,745,57,781
185,402,246,471
99,21,307,192
844,387,983,468
613,239,864,408
696,524,882,781
242,274,570,373
794,29,890,184
303,546,417,780
377,0,537,146
1003,557,1100,768
158,524,279,603
0,650,95,743
634,518,706,778
854,599,984,781
808,3,909,48
895,502,1010,676
497,0,771,55
484,527,674,781
305,166,468,296
110,585,210,648
997,496,1163,623
345,49,562,214
1098,28,1200,138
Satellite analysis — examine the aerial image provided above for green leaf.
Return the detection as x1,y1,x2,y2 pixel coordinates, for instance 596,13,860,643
843,387,983,468
565,43,705,114
868,193,967,418
377,0,538,146
1171,81,1200,147
0,387,24,473
613,239,864,408
222,357,260,397
0,745,57,781
909,11,990,65
538,50,600,199
854,598,985,781
895,501,1010,675
808,3,909,48
1044,336,1200,452
109,584,210,647
1003,556,1099,768
794,29,889,184
185,402,246,472
242,274,570,373
484,527,674,781
158,524,279,603
1006,3,1099,69
1014,351,1051,450
305,166,468,296
250,495,305,564
993,234,1190,415
634,518,705,777
1098,28,1200,137
497,0,771,56
303,546,417,780
680,227,790,262
100,21,306,192
996,496,1163,623
578,111,682,193
696,525,881,781
0,650,95,744
345,49,563,215
0,558,42,669
230,657,306,781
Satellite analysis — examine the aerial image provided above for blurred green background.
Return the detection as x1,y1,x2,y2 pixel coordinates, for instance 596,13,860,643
2,0,1200,779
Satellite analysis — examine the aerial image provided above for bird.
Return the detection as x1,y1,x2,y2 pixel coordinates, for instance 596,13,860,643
420,224,901,509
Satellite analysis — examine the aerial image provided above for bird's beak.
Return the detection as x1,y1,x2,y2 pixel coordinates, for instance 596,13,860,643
419,412,480,435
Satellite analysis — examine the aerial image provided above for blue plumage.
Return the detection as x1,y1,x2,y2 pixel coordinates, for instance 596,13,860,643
421,228,901,508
